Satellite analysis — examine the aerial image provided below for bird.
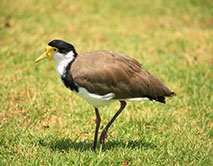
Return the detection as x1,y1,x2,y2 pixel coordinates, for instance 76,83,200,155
35,39,175,150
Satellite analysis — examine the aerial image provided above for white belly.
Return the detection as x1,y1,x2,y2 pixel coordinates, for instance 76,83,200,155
74,87,115,108
74,87,153,107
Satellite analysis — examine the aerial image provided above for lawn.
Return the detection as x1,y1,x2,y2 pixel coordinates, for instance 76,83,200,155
0,0,212,165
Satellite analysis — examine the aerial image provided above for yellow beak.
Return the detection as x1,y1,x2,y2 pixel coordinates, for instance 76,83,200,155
35,52,48,63
35,45,57,63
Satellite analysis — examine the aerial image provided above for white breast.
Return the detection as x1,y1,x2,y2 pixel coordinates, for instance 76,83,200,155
53,51,75,77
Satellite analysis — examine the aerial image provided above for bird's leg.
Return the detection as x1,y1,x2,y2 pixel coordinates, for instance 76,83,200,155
93,107,101,151
100,101,126,145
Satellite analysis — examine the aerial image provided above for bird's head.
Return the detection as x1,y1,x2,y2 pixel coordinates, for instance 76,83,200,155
35,39,77,63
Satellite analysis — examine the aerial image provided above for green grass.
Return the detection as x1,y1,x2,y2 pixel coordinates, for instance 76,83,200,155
0,0,212,165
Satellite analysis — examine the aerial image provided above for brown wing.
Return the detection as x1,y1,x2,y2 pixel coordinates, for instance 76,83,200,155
71,50,174,102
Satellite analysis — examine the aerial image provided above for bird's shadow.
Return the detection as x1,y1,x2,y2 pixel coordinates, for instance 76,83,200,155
39,136,157,152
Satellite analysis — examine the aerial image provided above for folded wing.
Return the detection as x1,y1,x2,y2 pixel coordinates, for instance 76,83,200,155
71,50,175,103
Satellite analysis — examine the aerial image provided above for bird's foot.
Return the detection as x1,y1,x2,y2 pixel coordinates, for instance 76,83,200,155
100,129,108,144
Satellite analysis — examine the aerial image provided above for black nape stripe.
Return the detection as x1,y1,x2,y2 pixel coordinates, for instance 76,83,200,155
61,61,78,92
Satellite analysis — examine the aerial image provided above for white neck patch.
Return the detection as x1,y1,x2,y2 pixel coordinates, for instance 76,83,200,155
53,51,75,77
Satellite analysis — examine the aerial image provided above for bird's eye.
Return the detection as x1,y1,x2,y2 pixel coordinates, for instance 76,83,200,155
54,48,57,51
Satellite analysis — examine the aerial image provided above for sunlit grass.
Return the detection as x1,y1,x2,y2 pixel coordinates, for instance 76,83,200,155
0,0,212,165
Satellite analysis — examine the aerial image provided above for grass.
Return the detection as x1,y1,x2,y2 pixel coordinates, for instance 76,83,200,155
0,0,212,165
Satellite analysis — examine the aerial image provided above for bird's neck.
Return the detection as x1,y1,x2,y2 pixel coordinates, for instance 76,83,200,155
55,60,72,77
54,52,77,77
54,52,79,92
60,61,79,92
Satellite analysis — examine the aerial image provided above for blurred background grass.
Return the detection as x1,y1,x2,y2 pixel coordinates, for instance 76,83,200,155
0,0,212,165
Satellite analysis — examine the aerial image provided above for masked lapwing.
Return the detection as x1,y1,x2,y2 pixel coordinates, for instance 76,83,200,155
35,39,175,150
